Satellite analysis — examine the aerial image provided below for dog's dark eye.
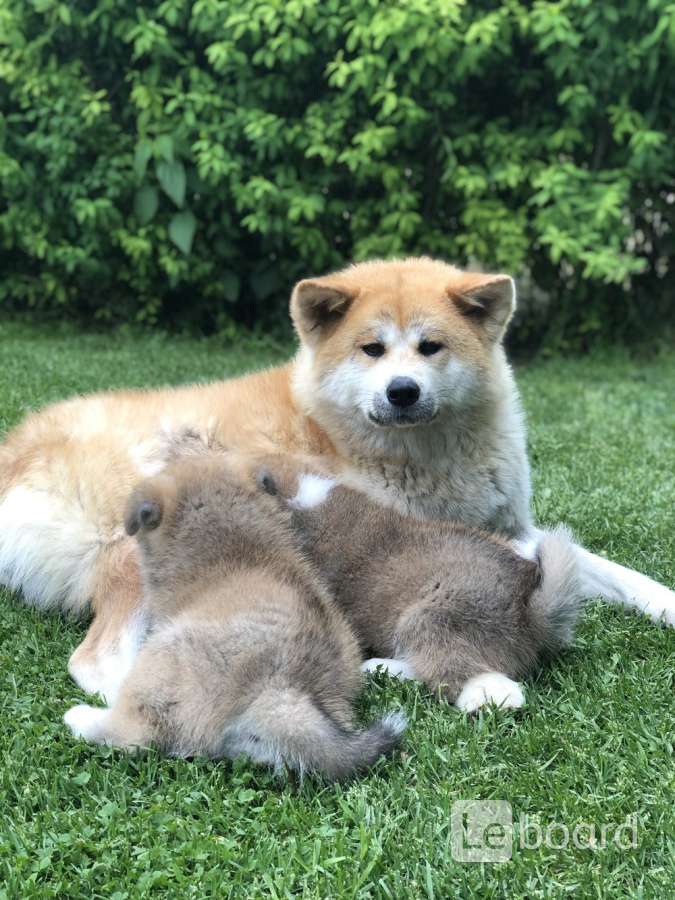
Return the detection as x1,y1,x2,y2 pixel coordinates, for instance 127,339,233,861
418,340,443,356
362,342,385,358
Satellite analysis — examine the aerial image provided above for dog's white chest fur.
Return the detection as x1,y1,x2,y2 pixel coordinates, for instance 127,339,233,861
346,444,527,534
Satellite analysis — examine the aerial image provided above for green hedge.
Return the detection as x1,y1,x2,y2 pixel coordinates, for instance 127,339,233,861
1,1,673,348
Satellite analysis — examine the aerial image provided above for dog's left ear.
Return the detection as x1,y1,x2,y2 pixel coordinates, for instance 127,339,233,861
448,273,516,342
290,278,358,345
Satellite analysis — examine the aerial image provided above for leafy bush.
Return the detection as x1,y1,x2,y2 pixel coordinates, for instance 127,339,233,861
1,0,673,348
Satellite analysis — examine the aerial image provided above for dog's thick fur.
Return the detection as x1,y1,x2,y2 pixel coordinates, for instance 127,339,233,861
64,458,405,779
256,458,582,710
1,258,673,702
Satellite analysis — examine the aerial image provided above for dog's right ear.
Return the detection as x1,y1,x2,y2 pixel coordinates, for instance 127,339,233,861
124,489,164,536
290,279,358,345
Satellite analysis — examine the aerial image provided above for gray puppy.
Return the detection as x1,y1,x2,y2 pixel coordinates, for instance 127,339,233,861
64,457,405,779
256,457,583,713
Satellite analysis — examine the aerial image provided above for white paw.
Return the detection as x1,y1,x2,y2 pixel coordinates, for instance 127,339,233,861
640,588,675,628
64,704,110,742
573,545,675,627
455,672,525,713
361,658,417,680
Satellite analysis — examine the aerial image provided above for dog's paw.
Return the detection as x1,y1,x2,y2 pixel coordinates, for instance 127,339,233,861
646,588,675,628
361,658,416,680
455,672,525,713
64,704,110,742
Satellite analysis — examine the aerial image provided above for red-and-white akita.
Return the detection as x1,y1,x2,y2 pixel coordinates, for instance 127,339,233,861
1,258,673,704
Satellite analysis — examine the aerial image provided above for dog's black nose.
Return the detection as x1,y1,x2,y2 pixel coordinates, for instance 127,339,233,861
386,377,420,408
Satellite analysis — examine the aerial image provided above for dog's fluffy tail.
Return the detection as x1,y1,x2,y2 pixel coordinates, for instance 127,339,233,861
229,688,406,781
527,526,584,652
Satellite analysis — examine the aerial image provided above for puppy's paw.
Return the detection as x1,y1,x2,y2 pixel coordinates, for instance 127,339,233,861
455,672,525,713
361,658,416,680
64,704,111,742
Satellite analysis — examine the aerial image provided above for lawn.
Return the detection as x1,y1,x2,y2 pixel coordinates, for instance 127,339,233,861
0,321,673,898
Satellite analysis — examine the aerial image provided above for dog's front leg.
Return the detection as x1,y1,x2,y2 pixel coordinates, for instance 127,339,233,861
67,540,148,703
574,545,675,627
522,527,675,627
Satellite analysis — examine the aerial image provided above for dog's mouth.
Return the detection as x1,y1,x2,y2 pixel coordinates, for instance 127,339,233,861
367,408,438,428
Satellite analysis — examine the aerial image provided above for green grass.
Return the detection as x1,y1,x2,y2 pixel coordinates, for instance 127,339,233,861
0,321,673,898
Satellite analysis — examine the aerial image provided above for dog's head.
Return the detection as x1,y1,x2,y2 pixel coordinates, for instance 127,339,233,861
290,257,515,431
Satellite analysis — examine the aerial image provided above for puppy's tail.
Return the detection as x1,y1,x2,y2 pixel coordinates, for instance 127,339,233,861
527,526,583,652
232,688,406,781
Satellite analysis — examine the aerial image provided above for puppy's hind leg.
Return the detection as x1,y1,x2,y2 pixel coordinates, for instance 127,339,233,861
393,607,526,712
400,643,525,713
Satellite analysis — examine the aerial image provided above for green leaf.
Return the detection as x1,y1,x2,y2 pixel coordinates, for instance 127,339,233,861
133,185,159,225
154,134,174,163
71,771,90,786
222,271,240,302
169,210,196,254
157,160,186,207
250,266,282,300
133,139,153,181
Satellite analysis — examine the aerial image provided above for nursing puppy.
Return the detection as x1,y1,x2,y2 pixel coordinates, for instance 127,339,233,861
256,458,583,711
64,458,405,779
1,258,673,705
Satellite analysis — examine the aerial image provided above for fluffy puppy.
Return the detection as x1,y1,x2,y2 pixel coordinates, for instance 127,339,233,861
64,458,405,779
256,457,583,712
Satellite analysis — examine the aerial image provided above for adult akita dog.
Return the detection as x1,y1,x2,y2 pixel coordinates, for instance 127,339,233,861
1,258,673,704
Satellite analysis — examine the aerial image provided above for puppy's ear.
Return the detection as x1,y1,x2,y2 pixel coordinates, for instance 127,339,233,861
124,485,165,536
253,456,304,500
290,278,358,345
448,273,516,342
256,468,278,496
